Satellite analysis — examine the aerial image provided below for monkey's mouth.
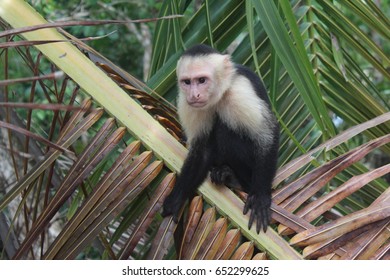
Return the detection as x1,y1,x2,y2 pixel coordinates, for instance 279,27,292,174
188,101,207,108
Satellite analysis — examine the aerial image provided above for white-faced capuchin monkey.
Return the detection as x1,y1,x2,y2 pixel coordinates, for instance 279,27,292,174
162,44,279,233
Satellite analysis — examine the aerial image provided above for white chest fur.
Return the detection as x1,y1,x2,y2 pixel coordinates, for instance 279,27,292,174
217,75,274,146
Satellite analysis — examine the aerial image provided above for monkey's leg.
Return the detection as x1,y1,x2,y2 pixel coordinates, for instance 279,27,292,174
162,140,212,222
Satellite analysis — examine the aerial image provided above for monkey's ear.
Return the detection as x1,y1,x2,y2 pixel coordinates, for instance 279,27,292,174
222,54,234,74
223,54,232,65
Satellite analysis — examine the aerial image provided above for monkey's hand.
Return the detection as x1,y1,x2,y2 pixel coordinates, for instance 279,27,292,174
161,191,183,223
243,192,271,234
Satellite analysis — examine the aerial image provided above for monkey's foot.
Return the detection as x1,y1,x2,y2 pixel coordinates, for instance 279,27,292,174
243,193,271,233
161,192,184,223
210,165,241,190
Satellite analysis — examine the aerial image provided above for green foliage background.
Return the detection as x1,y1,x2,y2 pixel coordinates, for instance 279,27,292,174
0,0,388,260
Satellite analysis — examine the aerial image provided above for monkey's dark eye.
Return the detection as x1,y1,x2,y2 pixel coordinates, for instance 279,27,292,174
183,79,191,85
199,77,206,84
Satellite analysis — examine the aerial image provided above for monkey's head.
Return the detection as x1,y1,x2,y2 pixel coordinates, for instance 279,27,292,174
176,53,234,110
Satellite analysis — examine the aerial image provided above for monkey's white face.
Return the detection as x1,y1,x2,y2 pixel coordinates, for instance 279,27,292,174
177,54,232,110
177,59,213,108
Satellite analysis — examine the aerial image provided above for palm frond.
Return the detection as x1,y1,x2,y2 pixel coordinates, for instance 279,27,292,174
0,0,388,260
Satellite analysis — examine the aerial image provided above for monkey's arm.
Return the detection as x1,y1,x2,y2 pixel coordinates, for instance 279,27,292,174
162,139,213,222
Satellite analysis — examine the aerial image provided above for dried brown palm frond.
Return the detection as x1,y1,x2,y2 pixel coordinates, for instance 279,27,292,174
0,0,389,261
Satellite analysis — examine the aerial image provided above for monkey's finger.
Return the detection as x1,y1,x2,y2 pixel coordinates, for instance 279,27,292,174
210,168,221,185
262,220,268,233
248,209,256,231
262,215,266,232
256,217,260,234
261,208,270,233
172,213,179,223
243,195,253,215
161,207,170,217
243,203,249,215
